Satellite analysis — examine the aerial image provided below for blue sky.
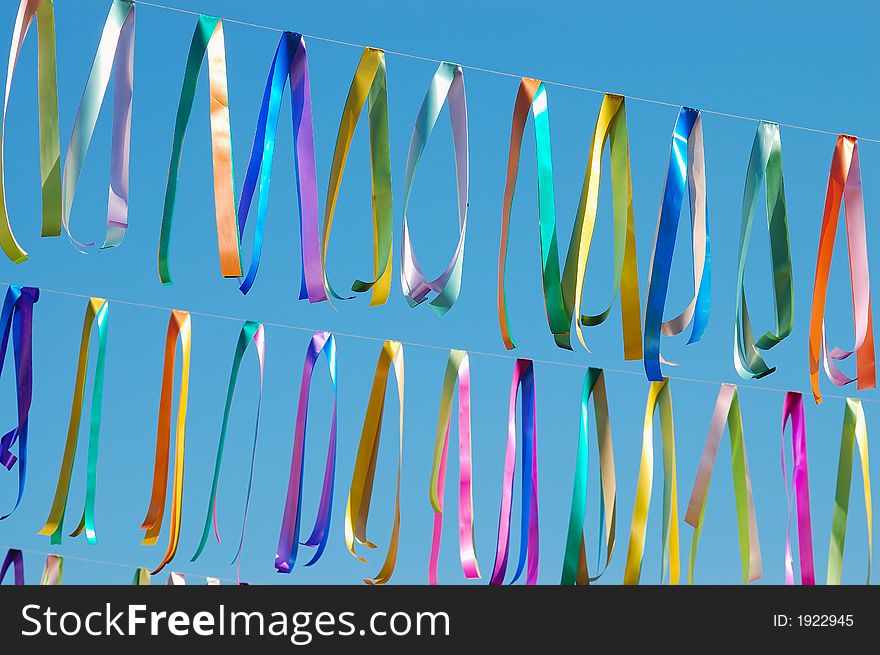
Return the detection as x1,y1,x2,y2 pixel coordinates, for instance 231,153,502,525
0,0,878,584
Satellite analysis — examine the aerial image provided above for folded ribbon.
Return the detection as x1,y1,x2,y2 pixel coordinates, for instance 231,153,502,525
132,567,151,585
0,548,24,584
40,554,62,585
781,391,814,585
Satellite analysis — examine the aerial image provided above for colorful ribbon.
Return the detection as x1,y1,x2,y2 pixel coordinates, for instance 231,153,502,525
140,310,192,575
401,62,468,315
40,554,62,584
0,0,60,262
57,0,135,251
827,397,872,584
781,391,814,585
191,321,265,581
0,284,39,519
808,134,875,404
345,340,404,585
428,349,479,584
275,331,337,574
236,32,324,300
643,107,710,381
158,14,241,284
321,47,392,306
685,384,761,584
624,378,679,585
562,367,616,585
39,297,109,545
734,121,793,379
132,567,151,585
0,548,24,585
491,358,539,585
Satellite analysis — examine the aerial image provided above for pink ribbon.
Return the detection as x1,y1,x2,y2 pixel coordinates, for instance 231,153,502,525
781,392,814,585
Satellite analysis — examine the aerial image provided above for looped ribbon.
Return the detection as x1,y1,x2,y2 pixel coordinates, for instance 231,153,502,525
808,134,875,404
781,391,814,585
132,567,151,585
428,349,479,584
140,310,192,575
827,398,872,584
191,321,265,583
275,331,338,574
491,358,538,585
624,378,679,585
401,62,468,315
158,14,241,284
562,367,616,585
0,284,39,519
345,340,404,585
321,47,393,306
236,32,324,300
0,548,24,585
0,0,60,263
57,0,135,252
643,107,710,381
40,554,62,585
685,383,761,584
39,297,109,545
734,121,793,379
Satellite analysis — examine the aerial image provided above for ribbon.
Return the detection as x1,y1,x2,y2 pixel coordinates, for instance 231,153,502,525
321,47,393,306
39,297,109,545
643,107,710,381
275,331,338,574
344,340,404,585
132,567,151,585
428,349,479,584
624,378,679,585
57,0,135,251
562,367,616,585
781,391,814,585
0,0,60,262
401,62,468,315
808,134,875,404
191,321,265,582
235,32,324,301
0,548,24,584
166,571,186,585
733,121,793,379
158,14,240,284
685,383,761,584
491,358,539,585
140,310,192,575
827,397,872,584
0,284,39,519
40,554,62,585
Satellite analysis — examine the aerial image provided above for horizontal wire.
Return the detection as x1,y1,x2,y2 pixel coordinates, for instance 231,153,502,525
131,0,879,143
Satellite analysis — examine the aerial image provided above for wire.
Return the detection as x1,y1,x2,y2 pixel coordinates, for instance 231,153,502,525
132,0,880,143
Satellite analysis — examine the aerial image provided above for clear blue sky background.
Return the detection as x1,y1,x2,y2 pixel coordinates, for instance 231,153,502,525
0,0,878,584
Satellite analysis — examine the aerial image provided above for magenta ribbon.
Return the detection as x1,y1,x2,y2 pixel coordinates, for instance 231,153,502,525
0,548,24,585
275,331,337,573
781,391,815,585
491,358,539,585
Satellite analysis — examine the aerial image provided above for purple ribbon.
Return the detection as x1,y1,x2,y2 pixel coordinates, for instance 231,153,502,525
0,548,24,585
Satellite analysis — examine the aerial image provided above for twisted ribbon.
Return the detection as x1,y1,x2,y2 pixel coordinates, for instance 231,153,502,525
40,554,62,585
781,391,814,585
0,548,24,584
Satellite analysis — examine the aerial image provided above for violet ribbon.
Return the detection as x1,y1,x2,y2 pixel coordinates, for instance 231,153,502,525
781,391,815,585
0,548,24,584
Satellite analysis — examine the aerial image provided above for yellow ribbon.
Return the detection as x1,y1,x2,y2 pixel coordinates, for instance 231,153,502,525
345,340,404,585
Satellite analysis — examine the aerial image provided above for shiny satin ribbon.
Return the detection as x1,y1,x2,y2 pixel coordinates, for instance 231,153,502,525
401,62,468,315
428,349,479,584
158,14,241,284
0,284,39,519
192,321,265,582
643,107,710,381
685,384,761,584
734,122,793,379
345,340,404,585
624,378,679,585
491,358,539,585
781,391,814,585
236,32,324,301
562,367,616,585
321,47,393,306
40,554,62,585
132,567,151,585
808,135,875,404
0,548,24,584
57,0,135,251
275,331,337,574
827,398,872,584
141,310,192,575
0,0,60,262
39,297,109,545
